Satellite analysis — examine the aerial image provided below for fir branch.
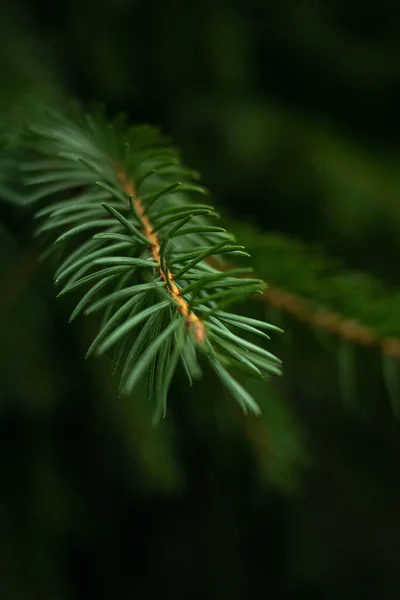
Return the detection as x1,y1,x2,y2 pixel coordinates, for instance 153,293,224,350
115,167,206,343
0,103,282,419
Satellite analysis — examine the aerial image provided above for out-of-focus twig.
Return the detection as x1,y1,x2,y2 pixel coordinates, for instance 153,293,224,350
261,286,400,360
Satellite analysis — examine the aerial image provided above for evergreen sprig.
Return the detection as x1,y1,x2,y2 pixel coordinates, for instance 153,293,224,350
0,104,282,421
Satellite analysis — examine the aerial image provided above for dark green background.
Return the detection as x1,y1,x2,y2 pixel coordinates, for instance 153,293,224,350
1,1,400,598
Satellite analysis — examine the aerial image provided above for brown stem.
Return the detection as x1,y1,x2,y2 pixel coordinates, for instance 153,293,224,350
116,168,206,343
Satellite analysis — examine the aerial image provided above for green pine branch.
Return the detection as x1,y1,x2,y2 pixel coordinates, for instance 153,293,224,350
0,102,282,421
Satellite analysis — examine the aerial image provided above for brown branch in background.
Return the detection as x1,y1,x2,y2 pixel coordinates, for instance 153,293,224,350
116,168,206,343
261,286,400,360
206,255,400,359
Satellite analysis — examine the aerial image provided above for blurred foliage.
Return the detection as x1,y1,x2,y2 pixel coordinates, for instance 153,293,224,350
1,0,400,598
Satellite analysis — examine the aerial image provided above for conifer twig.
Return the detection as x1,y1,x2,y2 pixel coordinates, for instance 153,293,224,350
116,168,205,342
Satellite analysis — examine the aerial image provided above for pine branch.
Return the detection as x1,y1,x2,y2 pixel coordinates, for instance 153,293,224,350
0,103,282,419
115,167,206,343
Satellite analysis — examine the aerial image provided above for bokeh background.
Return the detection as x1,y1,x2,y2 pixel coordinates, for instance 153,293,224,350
1,1,400,598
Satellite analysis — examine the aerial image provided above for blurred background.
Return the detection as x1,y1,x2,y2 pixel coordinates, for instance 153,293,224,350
1,1,400,598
